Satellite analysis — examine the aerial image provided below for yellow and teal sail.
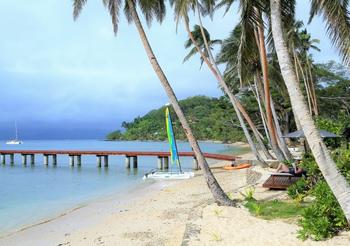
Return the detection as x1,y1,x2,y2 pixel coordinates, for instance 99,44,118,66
165,107,182,172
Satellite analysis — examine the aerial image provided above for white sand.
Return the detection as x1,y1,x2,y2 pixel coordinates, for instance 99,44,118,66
1,160,349,246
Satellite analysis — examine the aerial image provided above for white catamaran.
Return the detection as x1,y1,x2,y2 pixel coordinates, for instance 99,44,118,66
6,122,23,145
143,106,194,180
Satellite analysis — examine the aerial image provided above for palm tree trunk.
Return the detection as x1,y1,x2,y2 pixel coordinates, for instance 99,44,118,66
183,18,269,162
256,17,286,161
296,55,313,114
270,96,293,160
270,0,350,223
306,58,319,116
292,49,302,130
127,0,235,206
253,75,271,144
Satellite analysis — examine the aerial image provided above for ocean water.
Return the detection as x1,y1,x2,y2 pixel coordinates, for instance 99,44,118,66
0,140,248,235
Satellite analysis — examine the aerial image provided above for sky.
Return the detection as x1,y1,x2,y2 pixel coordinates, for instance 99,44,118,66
0,0,342,139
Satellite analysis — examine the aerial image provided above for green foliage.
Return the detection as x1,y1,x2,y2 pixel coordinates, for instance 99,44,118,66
287,148,350,240
106,130,123,140
243,186,256,201
332,148,350,182
244,199,305,220
298,181,348,241
315,117,348,148
106,96,245,142
287,178,307,200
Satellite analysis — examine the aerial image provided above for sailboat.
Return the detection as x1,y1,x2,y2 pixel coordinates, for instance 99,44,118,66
143,106,194,180
6,122,23,145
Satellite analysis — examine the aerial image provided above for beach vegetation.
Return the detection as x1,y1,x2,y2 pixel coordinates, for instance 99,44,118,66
243,186,256,201
287,148,350,240
210,232,222,242
244,199,305,220
270,0,350,224
213,208,223,217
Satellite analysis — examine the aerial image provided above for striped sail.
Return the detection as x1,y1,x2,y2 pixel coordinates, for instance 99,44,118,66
165,107,182,172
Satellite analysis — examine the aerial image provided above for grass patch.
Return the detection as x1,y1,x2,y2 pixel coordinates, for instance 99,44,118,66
244,199,307,220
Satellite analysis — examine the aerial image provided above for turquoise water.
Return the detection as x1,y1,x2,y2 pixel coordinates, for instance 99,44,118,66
0,140,246,235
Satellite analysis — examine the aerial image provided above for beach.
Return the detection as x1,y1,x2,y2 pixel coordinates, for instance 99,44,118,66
1,151,349,246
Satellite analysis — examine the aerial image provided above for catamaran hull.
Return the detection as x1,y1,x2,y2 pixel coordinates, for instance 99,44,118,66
6,140,23,145
143,171,194,180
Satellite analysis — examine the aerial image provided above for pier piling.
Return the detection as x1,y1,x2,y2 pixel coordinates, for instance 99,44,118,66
44,155,49,165
77,155,81,166
157,156,163,169
52,155,57,165
30,154,35,165
97,155,102,168
69,155,74,166
163,157,169,170
125,156,130,168
22,154,27,165
1,154,5,165
133,156,138,168
10,154,14,165
104,155,108,167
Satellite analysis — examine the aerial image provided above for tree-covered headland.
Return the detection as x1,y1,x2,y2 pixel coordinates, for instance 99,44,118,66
107,61,350,144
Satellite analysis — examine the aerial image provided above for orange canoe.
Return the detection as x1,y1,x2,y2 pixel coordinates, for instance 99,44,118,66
223,163,252,170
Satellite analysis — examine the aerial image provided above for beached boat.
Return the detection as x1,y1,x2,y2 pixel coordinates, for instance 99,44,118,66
143,106,194,180
6,122,23,145
143,170,194,180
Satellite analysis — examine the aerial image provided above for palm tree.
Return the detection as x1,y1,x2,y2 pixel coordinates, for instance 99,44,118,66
213,0,291,161
72,0,234,206
285,21,320,116
270,0,350,222
183,24,222,67
183,23,273,161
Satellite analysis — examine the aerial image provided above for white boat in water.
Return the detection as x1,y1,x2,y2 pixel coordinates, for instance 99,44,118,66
6,122,23,145
143,106,194,180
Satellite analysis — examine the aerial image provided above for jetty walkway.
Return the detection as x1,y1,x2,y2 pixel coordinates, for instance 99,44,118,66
0,150,237,170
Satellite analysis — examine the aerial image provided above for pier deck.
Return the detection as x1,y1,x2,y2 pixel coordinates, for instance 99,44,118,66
0,150,238,170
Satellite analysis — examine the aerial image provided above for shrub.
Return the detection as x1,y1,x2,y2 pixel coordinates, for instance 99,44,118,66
298,181,347,241
286,148,350,240
287,178,307,200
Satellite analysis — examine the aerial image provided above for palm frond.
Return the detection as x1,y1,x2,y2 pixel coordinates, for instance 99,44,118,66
73,0,87,20
309,0,350,66
102,0,122,35
183,47,199,63
137,0,166,26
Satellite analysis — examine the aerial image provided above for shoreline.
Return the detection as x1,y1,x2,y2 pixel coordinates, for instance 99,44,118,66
1,160,349,245
0,141,248,240
0,178,175,245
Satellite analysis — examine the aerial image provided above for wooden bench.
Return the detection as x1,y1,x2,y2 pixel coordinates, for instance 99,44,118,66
262,173,301,190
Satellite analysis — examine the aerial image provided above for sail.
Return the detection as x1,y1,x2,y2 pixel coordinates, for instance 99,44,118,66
165,107,181,172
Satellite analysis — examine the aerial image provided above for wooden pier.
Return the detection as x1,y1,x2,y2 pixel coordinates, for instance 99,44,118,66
0,150,237,170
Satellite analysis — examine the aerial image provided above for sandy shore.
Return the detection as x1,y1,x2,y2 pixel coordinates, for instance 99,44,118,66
1,159,349,245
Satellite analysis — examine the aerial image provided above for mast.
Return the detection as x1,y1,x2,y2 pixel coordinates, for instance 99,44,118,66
15,121,18,140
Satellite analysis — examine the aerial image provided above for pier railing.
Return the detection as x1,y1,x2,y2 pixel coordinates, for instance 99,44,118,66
0,150,237,170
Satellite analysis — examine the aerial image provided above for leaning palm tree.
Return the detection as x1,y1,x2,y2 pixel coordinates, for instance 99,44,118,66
182,23,273,161
209,0,291,161
270,0,350,222
72,0,234,206
173,0,276,162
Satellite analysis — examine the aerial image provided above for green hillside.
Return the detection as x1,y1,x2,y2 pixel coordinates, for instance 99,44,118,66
107,96,245,143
